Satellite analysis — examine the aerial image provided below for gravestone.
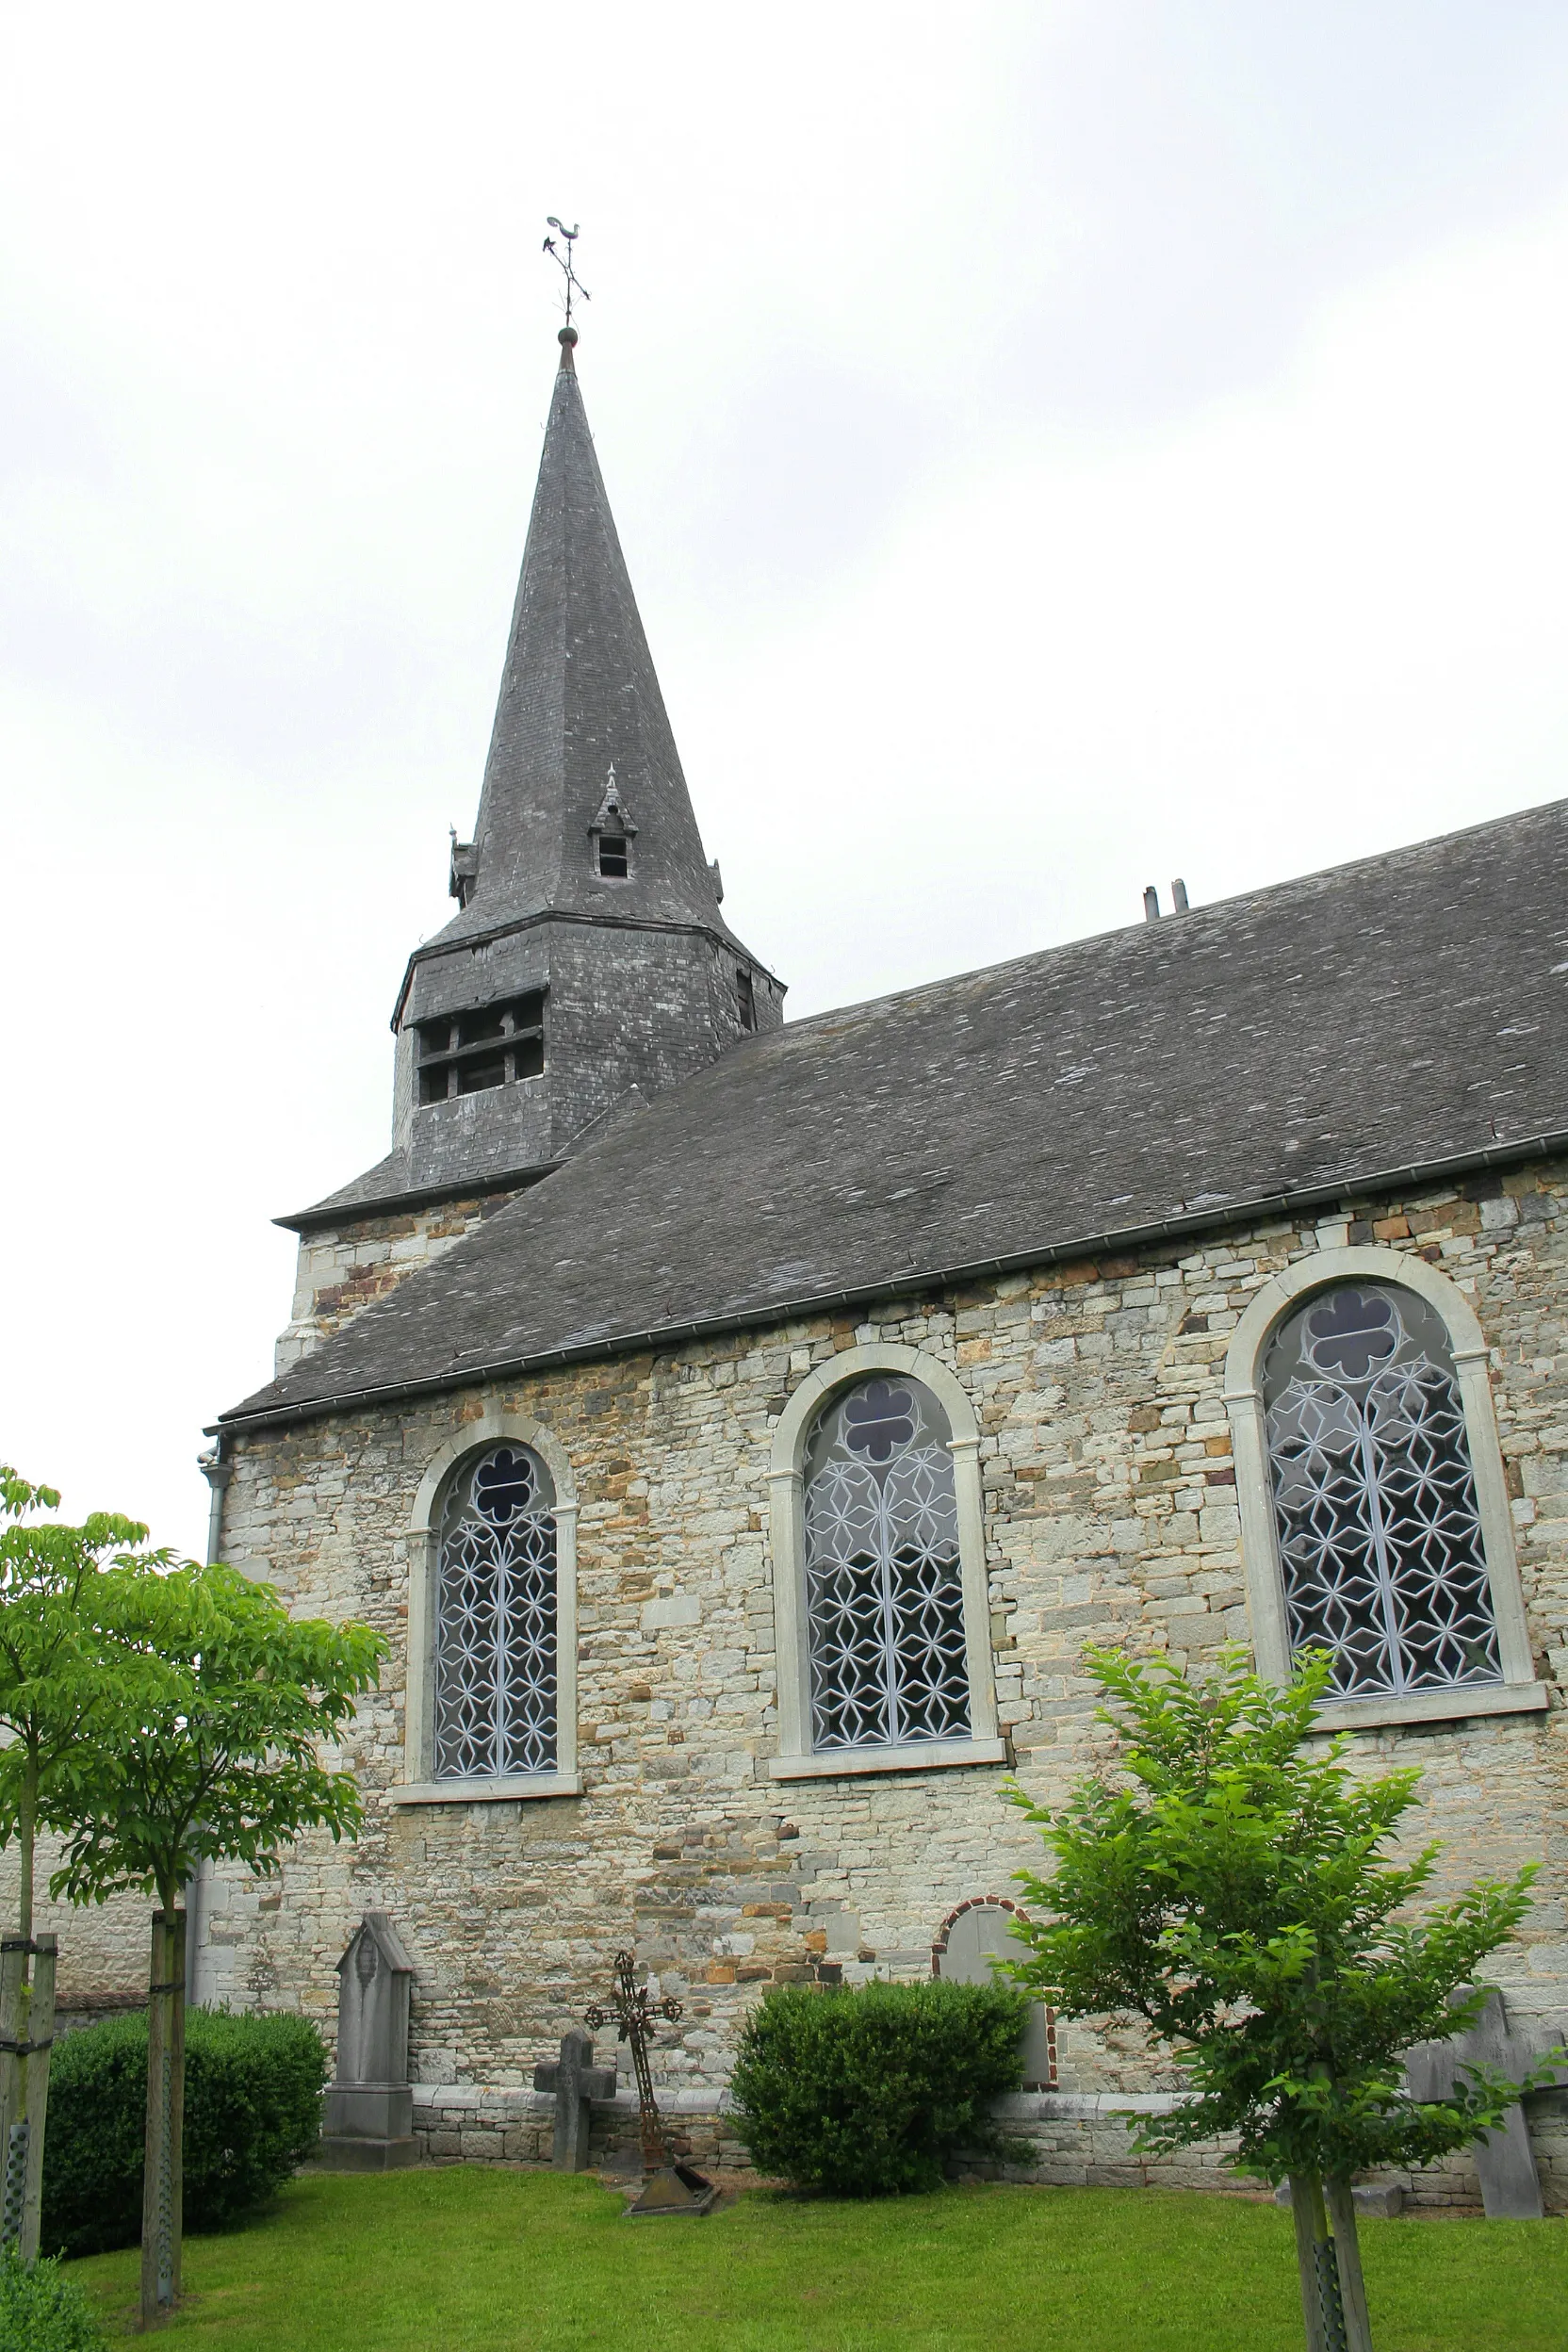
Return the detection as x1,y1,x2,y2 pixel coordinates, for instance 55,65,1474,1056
936,1905,1054,2086
320,1913,416,2171
534,2028,616,2171
585,1950,717,2216
1405,1984,1562,2219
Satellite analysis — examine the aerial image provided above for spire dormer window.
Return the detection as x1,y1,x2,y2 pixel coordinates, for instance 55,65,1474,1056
589,766,637,884
416,992,546,1105
737,970,757,1032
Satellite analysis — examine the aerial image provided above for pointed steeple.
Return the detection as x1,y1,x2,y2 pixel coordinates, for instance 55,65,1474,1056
364,331,784,1209
426,326,741,951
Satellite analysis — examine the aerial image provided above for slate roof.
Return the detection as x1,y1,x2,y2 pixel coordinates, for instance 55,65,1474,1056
221,797,1568,1430
395,335,763,1020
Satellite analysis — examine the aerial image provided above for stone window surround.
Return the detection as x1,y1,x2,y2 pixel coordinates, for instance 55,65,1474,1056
766,1343,1004,1782
392,1412,582,1805
1223,1245,1545,1736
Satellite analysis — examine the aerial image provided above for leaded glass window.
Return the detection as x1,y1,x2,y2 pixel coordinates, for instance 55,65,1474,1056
803,1376,971,1750
434,1445,558,1778
1263,1281,1501,1701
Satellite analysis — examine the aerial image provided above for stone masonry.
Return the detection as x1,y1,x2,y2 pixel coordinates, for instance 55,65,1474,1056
117,1153,1561,2206
33,1160,1565,2197
274,1186,534,1375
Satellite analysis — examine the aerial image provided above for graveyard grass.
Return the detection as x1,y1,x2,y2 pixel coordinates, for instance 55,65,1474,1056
68,2168,1565,2351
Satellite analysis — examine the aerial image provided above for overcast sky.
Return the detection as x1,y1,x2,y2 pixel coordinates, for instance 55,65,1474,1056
4,2,1567,1559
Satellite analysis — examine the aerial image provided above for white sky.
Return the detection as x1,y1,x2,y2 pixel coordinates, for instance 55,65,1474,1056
4,2,1567,1560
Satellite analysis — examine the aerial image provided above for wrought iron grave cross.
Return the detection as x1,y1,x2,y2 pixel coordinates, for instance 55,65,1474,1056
583,1951,716,2215
584,1948,680,2173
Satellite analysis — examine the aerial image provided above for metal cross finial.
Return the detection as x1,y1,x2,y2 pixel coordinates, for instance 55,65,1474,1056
542,218,592,327
584,1949,682,2172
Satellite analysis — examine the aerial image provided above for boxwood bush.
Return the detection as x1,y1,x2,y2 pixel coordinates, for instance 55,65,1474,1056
729,1979,1027,2196
41,2008,328,2258
0,2249,105,2352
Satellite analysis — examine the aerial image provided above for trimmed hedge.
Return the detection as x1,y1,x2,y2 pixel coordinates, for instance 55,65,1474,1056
41,2008,328,2258
0,2249,105,2351
729,1979,1027,2196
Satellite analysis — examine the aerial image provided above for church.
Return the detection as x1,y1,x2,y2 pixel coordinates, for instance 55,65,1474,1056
164,324,1566,2196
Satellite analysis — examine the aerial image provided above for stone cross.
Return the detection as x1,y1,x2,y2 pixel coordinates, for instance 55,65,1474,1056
534,2028,616,2172
1405,1984,1564,2219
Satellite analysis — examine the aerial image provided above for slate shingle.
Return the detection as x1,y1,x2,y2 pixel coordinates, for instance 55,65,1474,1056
220,797,1568,1429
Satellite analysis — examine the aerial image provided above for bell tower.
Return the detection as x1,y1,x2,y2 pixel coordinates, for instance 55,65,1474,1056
273,328,784,1370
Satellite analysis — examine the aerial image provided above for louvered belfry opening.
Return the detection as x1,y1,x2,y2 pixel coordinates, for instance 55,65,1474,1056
416,992,547,1104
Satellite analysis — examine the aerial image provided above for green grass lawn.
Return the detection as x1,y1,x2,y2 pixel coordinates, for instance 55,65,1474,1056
70,2169,1564,2352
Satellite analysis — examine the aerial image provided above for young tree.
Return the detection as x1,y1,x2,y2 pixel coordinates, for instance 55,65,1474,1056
52,1560,385,2331
1004,1646,1553,2352
0,1468,176,2262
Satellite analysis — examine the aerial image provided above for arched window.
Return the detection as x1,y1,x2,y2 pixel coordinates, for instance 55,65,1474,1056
767,1346,1002,1779
1263,1281,1498,1701
1225,1246,1543,1732
434,1444,558,1779
805,1376,971,1749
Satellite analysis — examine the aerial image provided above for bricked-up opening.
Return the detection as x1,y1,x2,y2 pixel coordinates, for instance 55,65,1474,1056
596,834,629,878
737,970,757,1031
416,991,546,1104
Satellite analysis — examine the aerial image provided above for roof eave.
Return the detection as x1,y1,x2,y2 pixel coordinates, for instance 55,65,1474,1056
215,1123,1568,1440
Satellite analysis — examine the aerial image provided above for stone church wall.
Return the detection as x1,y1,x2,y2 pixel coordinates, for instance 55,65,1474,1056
274,1187,531,1374
69,1152,1568,2202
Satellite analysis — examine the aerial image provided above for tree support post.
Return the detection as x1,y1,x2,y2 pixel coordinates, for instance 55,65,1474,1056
1289,2171,1372,2352
0,1933,55,2263
0,1937,28,2251
1324,2176,1373,2352
18,1935,56,2263
140,1909,186,2329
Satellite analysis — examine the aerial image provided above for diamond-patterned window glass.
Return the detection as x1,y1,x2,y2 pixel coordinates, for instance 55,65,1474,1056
803,1377,971,1751
1263,1282,1501,1701
434,1445,558,1778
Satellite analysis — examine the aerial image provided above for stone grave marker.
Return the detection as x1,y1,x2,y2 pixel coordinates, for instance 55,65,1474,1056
1405,1984,1562,2220
586,1950,716,2215
534,2028,617,2171
935,1903,1055,2086
320,1913,416,2171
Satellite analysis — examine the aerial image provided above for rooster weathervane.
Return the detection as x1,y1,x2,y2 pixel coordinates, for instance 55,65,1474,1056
542,219,591,327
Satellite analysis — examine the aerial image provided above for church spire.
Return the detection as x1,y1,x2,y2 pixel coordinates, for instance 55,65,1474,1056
374,331,782,1204
424,325,741,956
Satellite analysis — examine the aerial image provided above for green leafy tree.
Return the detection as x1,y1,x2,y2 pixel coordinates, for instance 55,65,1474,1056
0,1470,164,1946
52,1560,384,2330
0,1468,178,2263
1004,1646,1552,2352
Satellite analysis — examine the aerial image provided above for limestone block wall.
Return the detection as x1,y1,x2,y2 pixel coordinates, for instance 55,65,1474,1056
274,1187,530,1374
0,1834,150,2008
163,1154,1568,2198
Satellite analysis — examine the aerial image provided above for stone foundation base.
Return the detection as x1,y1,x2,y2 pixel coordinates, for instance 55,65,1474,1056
405,2086,1568,2215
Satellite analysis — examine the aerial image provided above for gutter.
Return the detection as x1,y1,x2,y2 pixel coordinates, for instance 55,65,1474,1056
209,1125,1568,1439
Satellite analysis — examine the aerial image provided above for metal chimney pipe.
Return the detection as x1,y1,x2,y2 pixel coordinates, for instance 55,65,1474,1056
1171,878,1189,912
1143,887,1160,922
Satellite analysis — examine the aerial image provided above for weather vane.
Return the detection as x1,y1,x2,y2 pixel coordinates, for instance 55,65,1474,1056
542,218,591,327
